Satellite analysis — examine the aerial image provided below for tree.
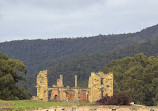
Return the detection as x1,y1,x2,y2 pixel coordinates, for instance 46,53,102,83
103,53,158,106
0,52,31,100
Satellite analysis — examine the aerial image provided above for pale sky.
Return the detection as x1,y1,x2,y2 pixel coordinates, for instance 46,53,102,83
0,0,158,42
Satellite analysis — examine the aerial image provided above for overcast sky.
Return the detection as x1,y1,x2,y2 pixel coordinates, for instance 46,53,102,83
0,0,158,42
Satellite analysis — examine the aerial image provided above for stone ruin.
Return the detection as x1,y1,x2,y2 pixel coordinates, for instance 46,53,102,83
35,70,113,103
36,70,48,101
88,72,113,102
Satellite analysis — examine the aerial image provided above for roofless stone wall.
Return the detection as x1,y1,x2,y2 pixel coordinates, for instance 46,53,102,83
36,70,48,101
88,72,113,103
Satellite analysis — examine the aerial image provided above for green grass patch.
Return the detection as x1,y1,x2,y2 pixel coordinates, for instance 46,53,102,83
0,100,14,107
0,100,91,109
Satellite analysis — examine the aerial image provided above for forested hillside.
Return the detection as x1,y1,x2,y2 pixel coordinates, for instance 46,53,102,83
0,24,158,74
46,39,158,87
0,24,158,95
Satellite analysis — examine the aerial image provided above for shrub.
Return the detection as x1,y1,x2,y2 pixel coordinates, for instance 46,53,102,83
96,93,131,105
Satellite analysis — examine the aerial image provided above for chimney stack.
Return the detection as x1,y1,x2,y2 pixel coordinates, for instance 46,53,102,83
75,75,77,88
60,75,63,87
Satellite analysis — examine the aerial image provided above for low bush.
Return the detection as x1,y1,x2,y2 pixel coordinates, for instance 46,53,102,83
96,93,131,105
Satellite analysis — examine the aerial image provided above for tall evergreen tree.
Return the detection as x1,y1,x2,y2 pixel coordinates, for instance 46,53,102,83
0,52,31,100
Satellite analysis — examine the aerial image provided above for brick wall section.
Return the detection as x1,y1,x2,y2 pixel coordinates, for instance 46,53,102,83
50,89,67,101
79,90,88,101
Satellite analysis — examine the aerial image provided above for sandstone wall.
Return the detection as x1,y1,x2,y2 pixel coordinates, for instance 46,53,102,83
36,70,48,101
32,105,158,111
88,72,113,103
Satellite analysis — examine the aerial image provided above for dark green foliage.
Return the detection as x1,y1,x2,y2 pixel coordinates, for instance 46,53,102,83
96,93,131,105
103,53,158,106
0,25,158,75
0,52,31,100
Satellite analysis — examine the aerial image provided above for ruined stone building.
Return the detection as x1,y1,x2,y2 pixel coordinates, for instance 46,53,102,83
35,70,113,103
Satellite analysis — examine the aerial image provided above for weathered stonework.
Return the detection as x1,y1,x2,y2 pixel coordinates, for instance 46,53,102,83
36,70,48,101
35,70,113,103
32,105,158,111
88,72,113,103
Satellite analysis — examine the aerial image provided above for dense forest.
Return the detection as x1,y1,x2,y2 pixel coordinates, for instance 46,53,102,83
0,24,158,99
0,24,158,74
104,53,158,106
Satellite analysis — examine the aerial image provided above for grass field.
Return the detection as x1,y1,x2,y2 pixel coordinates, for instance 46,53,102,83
0,100,91,109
